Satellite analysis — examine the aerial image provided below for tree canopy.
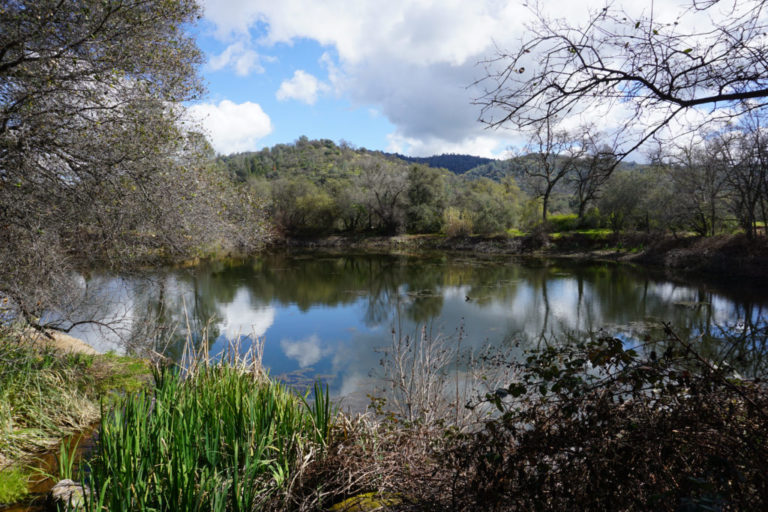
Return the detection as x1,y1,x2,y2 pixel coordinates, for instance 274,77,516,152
0,0,242,329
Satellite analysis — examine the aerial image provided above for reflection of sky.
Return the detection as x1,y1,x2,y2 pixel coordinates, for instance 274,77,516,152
216,288,275,338
73,256,768,402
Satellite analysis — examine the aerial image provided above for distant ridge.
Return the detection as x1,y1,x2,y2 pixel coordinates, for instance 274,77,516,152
390,153,495,174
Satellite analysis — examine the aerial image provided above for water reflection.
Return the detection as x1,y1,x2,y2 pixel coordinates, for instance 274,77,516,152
69,252,768,399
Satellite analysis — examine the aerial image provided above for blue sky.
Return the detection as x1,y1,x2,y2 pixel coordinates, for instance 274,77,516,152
194,32,397,152
187,0,695,158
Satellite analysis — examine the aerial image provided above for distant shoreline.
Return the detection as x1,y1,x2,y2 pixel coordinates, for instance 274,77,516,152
273,232,768,281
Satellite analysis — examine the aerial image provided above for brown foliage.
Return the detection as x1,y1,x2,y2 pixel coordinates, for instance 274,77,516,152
436,332,768,511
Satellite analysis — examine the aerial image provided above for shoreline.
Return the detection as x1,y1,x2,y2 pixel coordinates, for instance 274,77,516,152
271,232,768,282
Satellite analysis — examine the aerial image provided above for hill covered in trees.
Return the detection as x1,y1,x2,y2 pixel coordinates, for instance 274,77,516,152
215,137,524,236
388,153,495,174
216,136,404,182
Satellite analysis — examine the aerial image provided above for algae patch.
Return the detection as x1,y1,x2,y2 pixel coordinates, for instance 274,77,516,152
329,492,402,511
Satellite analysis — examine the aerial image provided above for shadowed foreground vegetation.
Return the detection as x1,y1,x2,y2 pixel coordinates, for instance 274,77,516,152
291,327,768,511
14,324,763,512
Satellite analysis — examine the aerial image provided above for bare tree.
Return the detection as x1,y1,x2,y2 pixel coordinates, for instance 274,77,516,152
476,0,768,158
359,157,409,234
518,116,584,221
569,129,619,220
716,113,768,239
666,135,729,236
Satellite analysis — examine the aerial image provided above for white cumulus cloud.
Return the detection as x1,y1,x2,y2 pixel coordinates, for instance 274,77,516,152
207,41,263,76
280,334,332,368
386,133,507,158
276,70,328,105
214,288,276,339
186,100,273,154
200,0,706,155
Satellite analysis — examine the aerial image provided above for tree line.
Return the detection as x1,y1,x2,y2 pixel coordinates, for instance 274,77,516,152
217,121,768,241
217,137,524,236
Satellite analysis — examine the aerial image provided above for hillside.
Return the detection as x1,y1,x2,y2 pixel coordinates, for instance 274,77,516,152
217,139,499,182
217,137,408,182
389,153,495,174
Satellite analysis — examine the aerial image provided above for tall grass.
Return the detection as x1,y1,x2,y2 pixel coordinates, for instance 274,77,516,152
83,340,334,511
56,439,79,481
0,327,98,465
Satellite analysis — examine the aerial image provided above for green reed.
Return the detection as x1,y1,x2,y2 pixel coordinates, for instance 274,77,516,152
83,362,333,511
55,439,79,481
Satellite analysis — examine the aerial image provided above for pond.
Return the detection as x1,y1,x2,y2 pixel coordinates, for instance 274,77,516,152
67,251,768,406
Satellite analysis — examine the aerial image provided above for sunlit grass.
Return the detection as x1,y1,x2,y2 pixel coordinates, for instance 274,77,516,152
573,228,612,237
548,213,579,232
0,331,99,464
549,228,612,240
88,352,151,402
82,350,334,511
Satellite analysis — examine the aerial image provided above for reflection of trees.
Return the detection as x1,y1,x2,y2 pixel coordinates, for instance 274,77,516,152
91,252,768,373
492,262,768,374
706,303,768,377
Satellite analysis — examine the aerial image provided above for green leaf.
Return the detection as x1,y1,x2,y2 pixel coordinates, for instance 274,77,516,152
507,383,527,398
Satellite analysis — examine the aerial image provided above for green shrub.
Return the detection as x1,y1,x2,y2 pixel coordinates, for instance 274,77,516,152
547,213,579,232
580,207,603,229
443,207,473,237
0,466,29,504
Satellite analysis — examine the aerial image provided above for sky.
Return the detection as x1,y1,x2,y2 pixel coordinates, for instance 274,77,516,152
187,0,696,158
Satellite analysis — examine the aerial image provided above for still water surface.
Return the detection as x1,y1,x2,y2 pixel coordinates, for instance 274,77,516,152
70,251,768,402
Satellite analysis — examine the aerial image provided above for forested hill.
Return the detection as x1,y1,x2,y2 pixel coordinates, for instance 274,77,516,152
463,159,524,181
216,137,643,188
464,157,644,182
390,153,495,174
216,138,495,181
216,137,408,181
214,137,521,236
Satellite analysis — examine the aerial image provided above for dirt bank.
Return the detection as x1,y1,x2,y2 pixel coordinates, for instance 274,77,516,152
21,329,100,355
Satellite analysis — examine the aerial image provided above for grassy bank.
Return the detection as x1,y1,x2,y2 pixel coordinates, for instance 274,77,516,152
0,326,336,511
0,327,151,505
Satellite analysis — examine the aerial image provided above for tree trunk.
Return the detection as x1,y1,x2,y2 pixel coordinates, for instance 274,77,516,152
542,188,551,222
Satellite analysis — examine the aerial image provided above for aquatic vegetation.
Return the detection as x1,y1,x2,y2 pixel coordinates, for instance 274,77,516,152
0,466,30,504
